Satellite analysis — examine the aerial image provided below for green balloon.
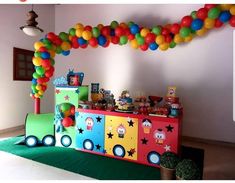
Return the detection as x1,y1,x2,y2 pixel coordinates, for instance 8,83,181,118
34,52,41,58
44,42,52,50
42,38,51,45
55,46,62,54
208,7,221,19
60,103,71,112
191,11,197,19
69,28,76,36
110,21,119,29
152,26,162,35
180,27,191,38
59,32,69,41
92,27,100,38
36,67,45,75
128,21,134,28
137,36,145,45
50,58,55,65
169,41,176,48
33,72,40,79
120,36,128,45
135,33,141,39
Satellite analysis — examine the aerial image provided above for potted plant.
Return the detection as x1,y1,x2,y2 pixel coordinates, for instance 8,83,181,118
175,159,201,180
160,151,180,180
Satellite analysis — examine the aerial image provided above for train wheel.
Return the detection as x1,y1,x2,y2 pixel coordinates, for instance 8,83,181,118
113,144,125,158
42,135,55,146
61,135,72,147
83,139,94,151
147,151,160,165
25,135,38,147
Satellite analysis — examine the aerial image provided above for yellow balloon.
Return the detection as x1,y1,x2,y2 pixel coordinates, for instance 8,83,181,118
36,85,41,90
230,5,235,15
174,34,184,44
61,42,71,51
32,57,42,66
159,43,169,51
82,30,92,40
184,35,193,42
35,93,40,98
204,18,215,29
196,27,208,36
130,39,139,49
155,35,165,45
140,28,150,37
38,90,44,95
219,4,232,11
75,28,83,37
34,42,44,50
74,23,84,29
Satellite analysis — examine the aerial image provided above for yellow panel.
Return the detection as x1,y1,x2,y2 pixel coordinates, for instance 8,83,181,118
104,115,138,161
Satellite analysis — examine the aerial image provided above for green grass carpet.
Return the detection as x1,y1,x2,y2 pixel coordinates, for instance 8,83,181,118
0,136,160,180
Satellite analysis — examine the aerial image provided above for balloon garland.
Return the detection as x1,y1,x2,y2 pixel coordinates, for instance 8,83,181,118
31,4,235,99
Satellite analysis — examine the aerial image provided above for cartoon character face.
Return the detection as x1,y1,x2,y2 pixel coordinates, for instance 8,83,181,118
153,129,166,145
85,117,94,130
69,75,79,86
142,119,152,134
117,124,126,138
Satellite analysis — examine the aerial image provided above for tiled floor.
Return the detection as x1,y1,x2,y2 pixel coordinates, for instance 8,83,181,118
1,128,235,180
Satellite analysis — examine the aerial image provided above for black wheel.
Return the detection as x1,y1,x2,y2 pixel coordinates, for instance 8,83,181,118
61,135,72,147
42,135,55,146
147,151,160,165
25,135,38,147
113,144,125,158
83,139,94,151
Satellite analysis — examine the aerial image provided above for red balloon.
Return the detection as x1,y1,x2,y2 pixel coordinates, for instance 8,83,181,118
140,44,148,51
115,26,124,37
54,38,62,46
38,47,47,52
128,34,135,40
103,40,110,48
62,117,74,127
89,37,98,47
170,23,181,34
45,71,53,78
84,25,92,31
204,4,217,10
165,35,172,43
229,16,235,27
70,106,75,115
37,78,44,84
196,8,208,20
215,19,223,28
161,28,170,36
111,36,120,44
124,28,131,36
145,33,156,44
80,44,88,49
47,32,56,41
101,26,111,36
41,59,51,68
181,16,193,27
71,41,79,49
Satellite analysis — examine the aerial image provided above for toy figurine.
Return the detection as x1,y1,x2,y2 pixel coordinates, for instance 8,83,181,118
116,90,134,112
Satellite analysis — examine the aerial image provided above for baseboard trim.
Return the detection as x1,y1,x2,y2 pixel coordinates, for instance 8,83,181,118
0,125,25,135
182,135,235,148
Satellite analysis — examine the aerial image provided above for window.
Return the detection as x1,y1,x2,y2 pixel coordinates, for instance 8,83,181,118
13,47,34,81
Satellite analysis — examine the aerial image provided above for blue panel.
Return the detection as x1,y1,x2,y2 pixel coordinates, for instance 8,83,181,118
75,112,105,154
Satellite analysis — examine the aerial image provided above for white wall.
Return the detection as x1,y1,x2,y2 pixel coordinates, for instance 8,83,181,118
52,4,234,143
0,4,55,130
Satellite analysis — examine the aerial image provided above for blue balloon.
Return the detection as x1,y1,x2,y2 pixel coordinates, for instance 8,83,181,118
78,37,87,45
191,19,203,31
149,42,158,51
130,24,140,34
32,78,37,85
97,35,107,46
41,52,50,59
62,50,70,56
110,29,115,36
219,11,231,23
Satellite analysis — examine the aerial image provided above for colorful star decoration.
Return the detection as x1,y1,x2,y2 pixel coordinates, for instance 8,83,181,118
141,138,148,145
96,116,102,123
96,144,101,150
164,145,171,151
78,128,84,134
166,124,174,132
64,95,70,100
55,89,61,94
